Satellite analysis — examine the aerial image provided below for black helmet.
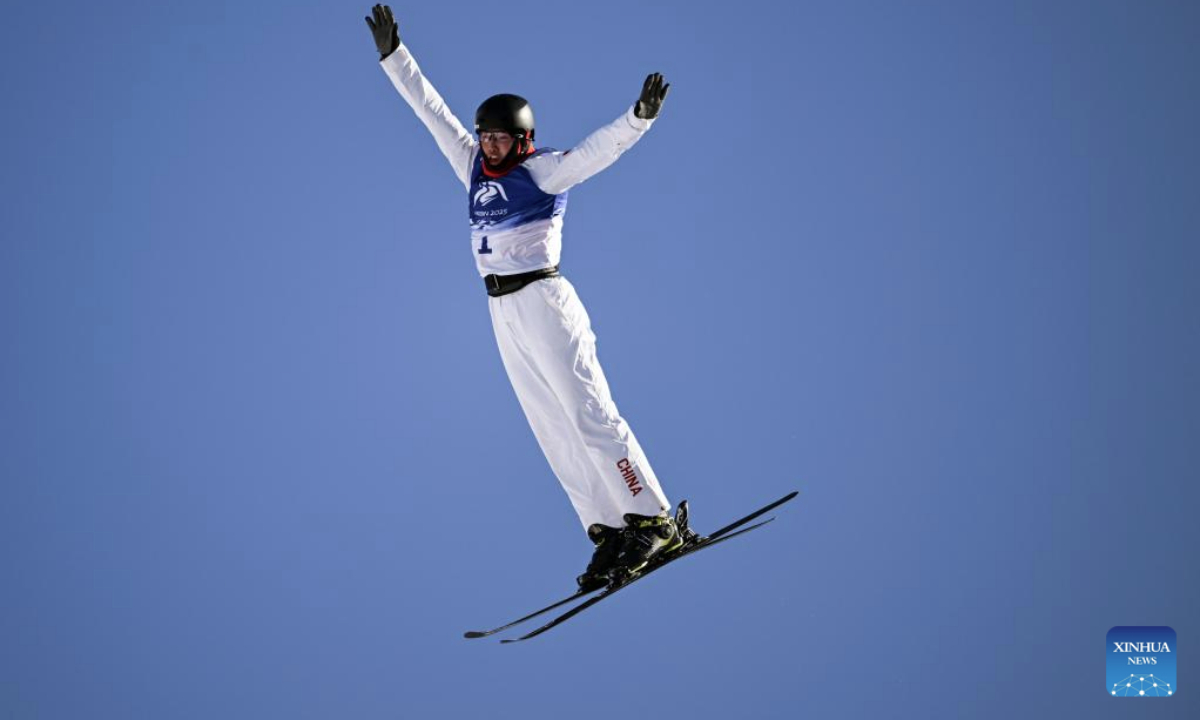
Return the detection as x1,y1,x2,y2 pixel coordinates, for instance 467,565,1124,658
475,94,535,141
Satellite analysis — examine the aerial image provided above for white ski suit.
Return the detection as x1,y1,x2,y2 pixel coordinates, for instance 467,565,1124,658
381,44,671,530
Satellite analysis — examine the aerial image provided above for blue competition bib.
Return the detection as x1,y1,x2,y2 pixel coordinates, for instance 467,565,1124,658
468,149,568,232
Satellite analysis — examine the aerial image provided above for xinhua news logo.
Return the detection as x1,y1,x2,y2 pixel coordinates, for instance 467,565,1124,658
1107,626,1176,697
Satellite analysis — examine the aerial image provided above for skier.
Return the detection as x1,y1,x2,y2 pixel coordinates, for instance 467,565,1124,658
365,5,679,589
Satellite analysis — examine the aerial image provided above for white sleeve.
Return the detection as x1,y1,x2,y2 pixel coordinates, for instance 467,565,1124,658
379,44,477,189
524,107,655,195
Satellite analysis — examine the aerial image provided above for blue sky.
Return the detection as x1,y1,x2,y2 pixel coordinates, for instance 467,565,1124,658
2,1,1198,718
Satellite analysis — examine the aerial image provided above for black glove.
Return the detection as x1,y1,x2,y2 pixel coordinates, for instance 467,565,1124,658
634,73,670,120
365,4,400,61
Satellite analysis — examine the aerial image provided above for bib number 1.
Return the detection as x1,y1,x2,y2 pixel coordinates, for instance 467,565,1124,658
478,236,492,255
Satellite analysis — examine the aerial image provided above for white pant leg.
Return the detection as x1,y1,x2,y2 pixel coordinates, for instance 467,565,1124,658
490,290,625,529
492,276,670,526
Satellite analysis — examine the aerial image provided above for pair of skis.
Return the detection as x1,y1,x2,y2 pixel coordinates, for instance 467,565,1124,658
464,490,799,643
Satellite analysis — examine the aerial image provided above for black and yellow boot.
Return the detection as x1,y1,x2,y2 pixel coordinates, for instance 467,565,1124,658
576,524,622,591
609,512,684,582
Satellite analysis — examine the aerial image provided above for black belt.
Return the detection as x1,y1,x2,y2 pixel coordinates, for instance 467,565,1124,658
483,266,560,297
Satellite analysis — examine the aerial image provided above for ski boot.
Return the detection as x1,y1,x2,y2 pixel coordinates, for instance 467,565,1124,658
608,510,686,584
576,523,622,591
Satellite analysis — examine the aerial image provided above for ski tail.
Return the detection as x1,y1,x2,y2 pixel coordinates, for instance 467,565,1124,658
464,587,598,638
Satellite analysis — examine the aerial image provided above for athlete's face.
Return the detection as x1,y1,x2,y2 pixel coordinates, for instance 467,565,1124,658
479,130,515,166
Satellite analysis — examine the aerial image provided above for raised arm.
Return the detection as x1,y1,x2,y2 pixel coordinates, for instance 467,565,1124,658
366,5,477,189
526,73,671,196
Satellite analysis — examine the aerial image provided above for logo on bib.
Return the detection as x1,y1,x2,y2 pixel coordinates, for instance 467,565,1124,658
473,181,509,208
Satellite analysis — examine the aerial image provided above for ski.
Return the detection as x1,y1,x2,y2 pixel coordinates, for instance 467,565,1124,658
462,490,798,642
500,516,778,643
696,490,798,540
464,587,600,639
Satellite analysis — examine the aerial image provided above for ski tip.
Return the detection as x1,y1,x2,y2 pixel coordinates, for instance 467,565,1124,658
464,631,488,639
783,490,799,501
